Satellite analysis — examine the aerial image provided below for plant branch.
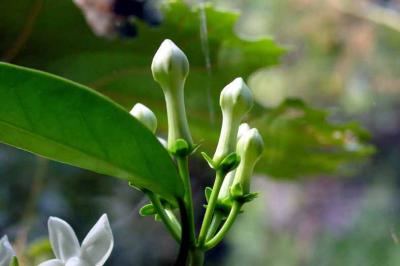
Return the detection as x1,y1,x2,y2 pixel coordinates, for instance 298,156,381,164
205,211,223,241
177,156,196,246
175,198,190,266
204,201,242,250
197,170,225,247
147,191,181,243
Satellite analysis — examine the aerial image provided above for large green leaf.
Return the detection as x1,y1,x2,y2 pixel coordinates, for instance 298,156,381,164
0,62,183,202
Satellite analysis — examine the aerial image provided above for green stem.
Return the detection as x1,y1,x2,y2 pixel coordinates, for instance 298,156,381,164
177,156,196,247
166,209,182,233
204,201,242,250
205,212,223,241
164,89,193,150
175,198,190,266
189,249,205,266
198,171,225,247
147,192,181,243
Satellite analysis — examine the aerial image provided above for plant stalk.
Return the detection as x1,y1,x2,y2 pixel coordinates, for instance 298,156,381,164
197,171,225,247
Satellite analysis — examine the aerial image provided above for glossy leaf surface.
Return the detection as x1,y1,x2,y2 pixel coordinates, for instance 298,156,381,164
0,63,183,201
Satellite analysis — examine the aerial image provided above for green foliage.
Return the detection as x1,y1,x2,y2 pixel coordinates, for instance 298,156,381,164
253,99,375,178
0,0,372,179
0,62,183,202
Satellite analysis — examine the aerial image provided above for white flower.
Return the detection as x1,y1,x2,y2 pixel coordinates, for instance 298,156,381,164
39,214,113,266
0,236,15,266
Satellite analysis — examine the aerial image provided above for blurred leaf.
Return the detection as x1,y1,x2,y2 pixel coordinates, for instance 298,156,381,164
0,63,183,202
0,0,373,179
253,99,375,178
26,238,52,265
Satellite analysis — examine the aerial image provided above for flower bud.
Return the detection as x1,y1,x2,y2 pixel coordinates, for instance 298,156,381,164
237,123,251,140
152,39,189,92
151,39,193,150
213,78,253,165
130,103,157,133
232,128,264,194
157,137,168,149
218,123,251,201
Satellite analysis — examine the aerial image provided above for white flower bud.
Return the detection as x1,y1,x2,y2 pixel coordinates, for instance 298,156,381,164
151,40,193,150
219,78,253,117
218,123,251,200
237,123,251,140
151,39,189,92
232,128,264,194
130,103,157,133
213,78,253,165
157,137,168,149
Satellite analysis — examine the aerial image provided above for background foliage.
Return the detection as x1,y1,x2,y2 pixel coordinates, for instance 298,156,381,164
1,0,399,265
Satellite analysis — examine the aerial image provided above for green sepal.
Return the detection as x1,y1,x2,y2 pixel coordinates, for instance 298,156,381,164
190,143,202,155
205,187,212,202
218,153,240,173
230,183,244,198
170,139,190,157
139,204,157,216
9,257,19,266
215,197,233,217
201,152,215,169
241,192,259,203
154,214,162,222
230,183,259,204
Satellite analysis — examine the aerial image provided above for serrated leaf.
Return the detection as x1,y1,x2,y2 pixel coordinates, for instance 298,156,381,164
0,63,184,202
253,99,375,178
0,0,373,179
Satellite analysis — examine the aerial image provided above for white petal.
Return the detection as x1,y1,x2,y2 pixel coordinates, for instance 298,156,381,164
80,214,113,266
65,257,91,266
48,217,80,262
38,259,65,266
0,236,15,266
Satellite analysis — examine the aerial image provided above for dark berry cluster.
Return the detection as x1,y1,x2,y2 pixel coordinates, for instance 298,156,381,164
73,0,162,38
113,0,162,38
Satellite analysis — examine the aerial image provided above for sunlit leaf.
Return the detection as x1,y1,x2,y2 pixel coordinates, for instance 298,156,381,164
0,63,184,202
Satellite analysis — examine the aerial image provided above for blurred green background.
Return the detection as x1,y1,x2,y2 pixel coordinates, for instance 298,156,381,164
1,0,400,265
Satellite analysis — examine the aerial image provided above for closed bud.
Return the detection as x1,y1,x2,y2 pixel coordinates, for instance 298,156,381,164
151,39,189,92
219,78,253,117
213,78,253,164
157,137,168,149
237,123,251,140
218,123,250,201
130,103,157,133
232,128,264,194
151,39,193,150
